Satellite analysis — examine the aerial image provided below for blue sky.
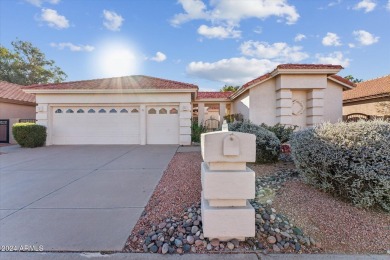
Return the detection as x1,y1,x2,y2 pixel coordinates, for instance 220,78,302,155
1,0,389,90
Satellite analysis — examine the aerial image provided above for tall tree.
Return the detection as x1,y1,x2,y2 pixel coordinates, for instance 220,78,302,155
0,40,67,85
344,75,363,83
220,85,239,92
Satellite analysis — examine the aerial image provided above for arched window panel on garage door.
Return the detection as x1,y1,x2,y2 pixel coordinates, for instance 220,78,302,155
77,109,84,113
159,108,167,114
55,109,63,113
148,108,156,114
99,109,106,113
109,109,117,113
88,109,96,113
66,109,74,113
120,109,128,113
131,108,139,113
170,108,178,114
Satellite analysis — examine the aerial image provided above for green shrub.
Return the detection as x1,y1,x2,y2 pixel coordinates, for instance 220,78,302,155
12,123,47,148
223,113,243,123
228,120,280,164
191,120,207,143
260,123,297,143
290,120,390,212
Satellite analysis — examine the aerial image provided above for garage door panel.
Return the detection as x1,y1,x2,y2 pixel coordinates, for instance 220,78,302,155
52,107,140,145
147,106,179,145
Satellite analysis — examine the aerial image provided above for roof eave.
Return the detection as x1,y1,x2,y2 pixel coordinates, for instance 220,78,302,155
23,88,198,94
343,93,390,103
327,77,355,90
0,97,36,106
195,98,231,102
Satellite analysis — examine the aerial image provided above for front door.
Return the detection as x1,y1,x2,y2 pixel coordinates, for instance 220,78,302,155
0,119,9,143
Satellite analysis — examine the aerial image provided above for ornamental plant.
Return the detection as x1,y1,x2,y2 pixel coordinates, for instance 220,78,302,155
290,120,390,212
12,123,47,148
228,120,280,164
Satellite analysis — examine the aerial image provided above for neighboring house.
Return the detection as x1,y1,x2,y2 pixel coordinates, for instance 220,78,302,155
343,75,390,116
23,64,354,146
0,81,36,144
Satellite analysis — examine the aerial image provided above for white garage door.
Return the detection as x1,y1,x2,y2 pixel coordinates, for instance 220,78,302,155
52,107,140,145
147,106,179,144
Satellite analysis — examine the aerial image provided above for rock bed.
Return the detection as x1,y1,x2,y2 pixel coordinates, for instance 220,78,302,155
125,163,321,255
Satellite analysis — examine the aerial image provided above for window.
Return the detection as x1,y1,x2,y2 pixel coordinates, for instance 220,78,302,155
88,109,95,113
98,109,106,113
148,108,156,114
120,109,128,113
77,109,84,113
66,109,74,113
55,109,62,113
170,108,178,114
131,108,139,113
159,108,167,114
109,109,117,113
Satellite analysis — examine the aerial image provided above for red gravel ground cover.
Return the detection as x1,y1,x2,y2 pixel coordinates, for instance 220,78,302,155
124,151,203,252
273,181,390,254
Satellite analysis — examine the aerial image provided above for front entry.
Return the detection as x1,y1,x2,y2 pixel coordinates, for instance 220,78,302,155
0,119,9,143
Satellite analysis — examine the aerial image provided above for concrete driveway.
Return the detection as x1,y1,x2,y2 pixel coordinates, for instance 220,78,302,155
0,145,178,252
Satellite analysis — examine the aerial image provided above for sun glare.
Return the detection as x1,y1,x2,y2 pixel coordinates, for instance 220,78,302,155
94,40,141,78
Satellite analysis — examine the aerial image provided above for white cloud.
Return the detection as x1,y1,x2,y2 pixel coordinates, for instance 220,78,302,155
187,57,278,85
315,51,350,67
294,33,306,42
353,30,379,45
25,0,60,7
348,43,355,48
150,52,167,62
387,0,390,11
197,25,241,39
171,0,299,26
322,32,342,46
240,41,309,62
353,0,376,13
40,8,69,29
103,10,124,31
328,0,341,7
50,42,94,52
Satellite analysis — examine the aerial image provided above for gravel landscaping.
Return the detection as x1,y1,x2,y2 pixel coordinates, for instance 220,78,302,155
124,150,389,255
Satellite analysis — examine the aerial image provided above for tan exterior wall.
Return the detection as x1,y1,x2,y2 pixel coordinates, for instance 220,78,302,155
343,97,390,116
324,81,343,122
277,74,327,90
0,102,36,119
232,91,250,119
248,78,276,125
0,102,36,144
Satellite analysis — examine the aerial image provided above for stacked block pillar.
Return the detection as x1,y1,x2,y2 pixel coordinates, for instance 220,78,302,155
307,90,324,127
201,130,256,241
276,89,293,125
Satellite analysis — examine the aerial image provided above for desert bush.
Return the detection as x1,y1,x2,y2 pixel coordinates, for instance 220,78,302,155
191,120,207,143
228,120,280,163
261,123,297,143
290,120,390,212
12,123,47,148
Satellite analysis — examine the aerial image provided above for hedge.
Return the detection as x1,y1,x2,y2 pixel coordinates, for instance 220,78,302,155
12,123,47,148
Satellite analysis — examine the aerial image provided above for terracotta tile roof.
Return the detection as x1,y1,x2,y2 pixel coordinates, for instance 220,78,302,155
0,81,36,104
329,75,356,88
343,75,390,101
197,91,232,99
242,73,272,89
23,75,198,91
276,64,343,70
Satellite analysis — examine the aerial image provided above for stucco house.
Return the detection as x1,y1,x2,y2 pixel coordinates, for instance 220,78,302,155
0,81,36,144
23,64,354,146
343,75,390,117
